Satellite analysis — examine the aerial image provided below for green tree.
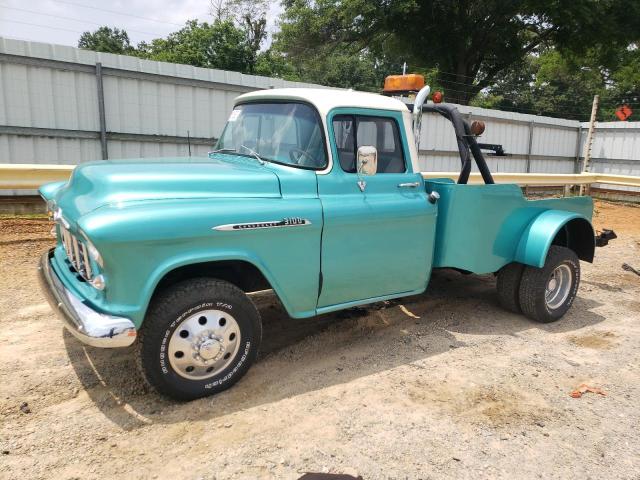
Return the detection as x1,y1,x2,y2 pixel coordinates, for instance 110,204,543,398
296,52,388,91
277,0,640,104
137,20,255,72
210,0,270,65
78,27,135,55
259,39,402,90
269,0,406,91
474,46,640,121
253,49,301,80
602,46,640,120
474,50,604,119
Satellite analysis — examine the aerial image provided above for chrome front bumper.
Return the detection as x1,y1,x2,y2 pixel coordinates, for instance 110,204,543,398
38,249,137,348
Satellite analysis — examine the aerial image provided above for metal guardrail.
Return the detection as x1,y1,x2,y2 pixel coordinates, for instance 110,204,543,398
422,172,640,187
1,163,640,190
1,164,75,189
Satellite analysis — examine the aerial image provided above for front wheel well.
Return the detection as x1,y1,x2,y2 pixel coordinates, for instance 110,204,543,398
551,218,595,263
153,260,272,299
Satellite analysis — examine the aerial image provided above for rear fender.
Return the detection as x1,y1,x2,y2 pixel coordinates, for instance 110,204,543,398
515,210,595,268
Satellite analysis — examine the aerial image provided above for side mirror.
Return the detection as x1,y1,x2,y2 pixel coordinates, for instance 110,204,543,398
356,146,377,176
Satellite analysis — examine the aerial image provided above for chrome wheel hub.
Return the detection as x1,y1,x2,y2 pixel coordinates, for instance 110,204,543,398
545,264,573,310
168,309,241,380
198,337,224,361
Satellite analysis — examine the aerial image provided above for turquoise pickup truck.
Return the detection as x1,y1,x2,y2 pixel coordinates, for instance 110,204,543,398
38,85,602,400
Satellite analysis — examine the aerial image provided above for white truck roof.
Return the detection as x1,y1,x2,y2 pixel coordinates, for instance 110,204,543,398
235,88,409,116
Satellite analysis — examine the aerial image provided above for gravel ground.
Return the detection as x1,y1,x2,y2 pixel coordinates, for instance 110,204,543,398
1,200,639,480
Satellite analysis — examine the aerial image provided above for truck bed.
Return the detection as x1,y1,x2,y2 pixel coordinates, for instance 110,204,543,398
426,179,593,274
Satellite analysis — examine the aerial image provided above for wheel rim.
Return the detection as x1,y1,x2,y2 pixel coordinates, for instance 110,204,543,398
545,264,573,310
168,309,241,380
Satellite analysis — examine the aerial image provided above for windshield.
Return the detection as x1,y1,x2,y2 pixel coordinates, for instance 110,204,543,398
214,102,328,169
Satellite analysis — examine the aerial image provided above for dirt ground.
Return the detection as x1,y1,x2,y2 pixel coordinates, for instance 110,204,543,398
1,200,639,480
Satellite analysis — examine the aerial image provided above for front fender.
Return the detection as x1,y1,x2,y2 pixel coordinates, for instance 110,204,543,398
38,181,67,202
141,249,311,321
78,197,323,327
515,210,595,268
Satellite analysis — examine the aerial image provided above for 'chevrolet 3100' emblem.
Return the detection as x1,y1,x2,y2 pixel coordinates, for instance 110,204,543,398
213,217,311,231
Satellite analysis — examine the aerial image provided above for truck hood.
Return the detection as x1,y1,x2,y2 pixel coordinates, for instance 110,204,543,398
50,156,281,220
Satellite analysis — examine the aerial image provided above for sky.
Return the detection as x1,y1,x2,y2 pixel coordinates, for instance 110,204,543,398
0,0,282,48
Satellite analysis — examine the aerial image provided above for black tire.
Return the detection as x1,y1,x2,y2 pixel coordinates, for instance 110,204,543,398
138,278,261,401
497,262,525,313
518,246,580,323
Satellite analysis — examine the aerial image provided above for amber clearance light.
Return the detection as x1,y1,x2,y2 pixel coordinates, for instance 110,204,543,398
383,74,425,93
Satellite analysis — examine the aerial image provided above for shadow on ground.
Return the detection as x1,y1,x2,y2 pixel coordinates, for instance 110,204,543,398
65,269,605,430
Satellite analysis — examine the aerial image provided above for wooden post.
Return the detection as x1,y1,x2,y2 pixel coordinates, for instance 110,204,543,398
579,95,599,195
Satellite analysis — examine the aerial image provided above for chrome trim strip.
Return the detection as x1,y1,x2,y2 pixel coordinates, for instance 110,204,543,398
213,218,312,231
38,249,136,348
82,244,92,280
72,235,80,267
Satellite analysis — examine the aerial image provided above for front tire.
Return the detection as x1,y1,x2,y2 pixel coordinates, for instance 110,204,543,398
518,246,580,323
138,278,262,400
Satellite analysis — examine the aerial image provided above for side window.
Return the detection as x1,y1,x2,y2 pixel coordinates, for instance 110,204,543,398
356,119,377,147
332,115,406,174
332,115,356,173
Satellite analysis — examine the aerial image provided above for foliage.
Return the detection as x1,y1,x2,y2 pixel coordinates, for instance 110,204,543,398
76,1,640,120
603,46,640,119
136,20,255,72
210,0,270,58
78,27,134,55
253,49,301,80
474,46,640,121
276,0,640,105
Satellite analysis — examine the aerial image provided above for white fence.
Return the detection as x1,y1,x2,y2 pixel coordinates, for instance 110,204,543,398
586,122,640,192
418,105,580,174
1,37,638,195
0,37,320,167
419,109,640,193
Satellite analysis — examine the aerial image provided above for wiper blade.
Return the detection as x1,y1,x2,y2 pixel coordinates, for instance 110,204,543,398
209,146,269,165
240,145,266,165
209,148,236,155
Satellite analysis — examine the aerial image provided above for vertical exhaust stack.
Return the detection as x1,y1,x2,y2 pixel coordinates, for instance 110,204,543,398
382,74,429,152
412,85,431,152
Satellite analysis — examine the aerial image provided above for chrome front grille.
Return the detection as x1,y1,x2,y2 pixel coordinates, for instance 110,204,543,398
60,226,93,281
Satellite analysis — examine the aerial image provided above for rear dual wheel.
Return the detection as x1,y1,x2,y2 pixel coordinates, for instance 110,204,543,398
497,246,580,323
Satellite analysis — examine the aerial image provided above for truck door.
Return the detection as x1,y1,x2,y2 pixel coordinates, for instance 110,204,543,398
316,109,438,310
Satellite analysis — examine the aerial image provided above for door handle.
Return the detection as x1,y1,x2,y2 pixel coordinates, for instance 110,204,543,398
397,182,421,188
